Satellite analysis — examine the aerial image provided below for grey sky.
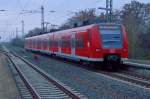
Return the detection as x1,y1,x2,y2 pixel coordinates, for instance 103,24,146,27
0,0,149,41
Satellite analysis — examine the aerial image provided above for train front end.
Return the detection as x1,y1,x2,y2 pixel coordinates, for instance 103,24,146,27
98,24,128,63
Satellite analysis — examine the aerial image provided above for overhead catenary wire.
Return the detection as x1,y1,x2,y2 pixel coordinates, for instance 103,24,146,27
4,0,32,41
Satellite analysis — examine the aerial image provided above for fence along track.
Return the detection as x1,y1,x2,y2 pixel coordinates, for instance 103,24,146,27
5,51,85,99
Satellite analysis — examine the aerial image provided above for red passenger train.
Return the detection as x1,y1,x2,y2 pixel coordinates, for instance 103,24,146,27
25,23,128,65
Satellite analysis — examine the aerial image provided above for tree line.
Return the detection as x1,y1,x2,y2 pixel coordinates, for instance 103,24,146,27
12,1,150,59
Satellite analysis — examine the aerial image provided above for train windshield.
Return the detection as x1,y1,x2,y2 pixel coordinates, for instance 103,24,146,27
99,25,122,49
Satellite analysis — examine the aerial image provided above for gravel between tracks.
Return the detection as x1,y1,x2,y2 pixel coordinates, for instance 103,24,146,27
6,45,150,99
122,67,150,81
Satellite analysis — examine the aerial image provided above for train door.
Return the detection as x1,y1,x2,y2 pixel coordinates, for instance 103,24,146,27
58,37,61,53
71,33,75,56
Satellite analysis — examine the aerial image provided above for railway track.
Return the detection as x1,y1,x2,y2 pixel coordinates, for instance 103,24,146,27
2,50,85,99
98,71,150,88
47,54,150,89
49,54,150,88
26,51,150,89
1,45,150,98
8,57,33,99
25,52,150,88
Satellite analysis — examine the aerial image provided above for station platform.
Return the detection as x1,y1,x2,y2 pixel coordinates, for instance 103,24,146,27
0,53,21,99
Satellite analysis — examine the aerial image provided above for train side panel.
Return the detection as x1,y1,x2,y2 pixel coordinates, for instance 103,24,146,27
61,33,71,55
25,24,128,63
121,25,128,59
90,26,103,60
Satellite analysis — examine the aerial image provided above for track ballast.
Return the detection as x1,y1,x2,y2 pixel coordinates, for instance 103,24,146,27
4,51,85,99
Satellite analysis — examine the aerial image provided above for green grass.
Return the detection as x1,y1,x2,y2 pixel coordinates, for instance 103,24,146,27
127,59,150,65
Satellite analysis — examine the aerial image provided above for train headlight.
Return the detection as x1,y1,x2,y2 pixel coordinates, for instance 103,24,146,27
96,49,101,52
123,49,127,52
87,42,90,47
107,55,119,61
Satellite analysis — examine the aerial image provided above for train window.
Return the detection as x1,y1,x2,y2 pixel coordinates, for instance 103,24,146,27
56,40,59,47
42,40,45,46
29,40,31,47
46,40,48,46
87,31,90,42
32,39,34,47
30,40,32,48
34,39,35,46
34,39,36,46
43,40,48,46
37,39,39,47
49,39,53,47
52,40,55,47
58,39,61,47
66,40,71,48
99,26,122,48
61,39,71,48
75,37,84,48
35,39,37,45
68,40,71,48
40,39,42,47
53,40,58,47
33,39,35,47
41,39,43,46
62,40,66,48
35,39,37,47
61,39,63,47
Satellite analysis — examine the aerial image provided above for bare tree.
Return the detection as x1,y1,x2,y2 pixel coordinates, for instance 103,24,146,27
121,1,150,58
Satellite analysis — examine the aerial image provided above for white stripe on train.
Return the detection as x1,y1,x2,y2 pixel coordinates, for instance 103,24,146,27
26,48,127,62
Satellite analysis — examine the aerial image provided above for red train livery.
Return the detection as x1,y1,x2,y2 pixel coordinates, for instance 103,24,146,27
25,23,128,63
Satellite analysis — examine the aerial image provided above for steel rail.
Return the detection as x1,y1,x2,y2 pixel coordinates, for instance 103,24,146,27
9,51,82,99
98,71,150,88
6,54,41,99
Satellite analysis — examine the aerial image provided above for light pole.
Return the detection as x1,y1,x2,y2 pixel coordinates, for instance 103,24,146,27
98,0,113,22
20,7,55,32
0,9,6,42
41,6,44,31
21,20,25,38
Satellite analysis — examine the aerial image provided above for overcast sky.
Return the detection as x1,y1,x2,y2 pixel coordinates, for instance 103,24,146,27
0,0,149,41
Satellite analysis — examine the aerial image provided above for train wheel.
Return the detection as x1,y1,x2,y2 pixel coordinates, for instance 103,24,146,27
102,62,117,71
107,63,114,71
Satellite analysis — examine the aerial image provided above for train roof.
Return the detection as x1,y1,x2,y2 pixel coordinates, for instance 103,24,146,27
25,23,122,39
25,24,97,39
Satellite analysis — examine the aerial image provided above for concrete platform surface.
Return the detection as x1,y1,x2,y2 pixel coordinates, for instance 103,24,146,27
0,53,21,99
